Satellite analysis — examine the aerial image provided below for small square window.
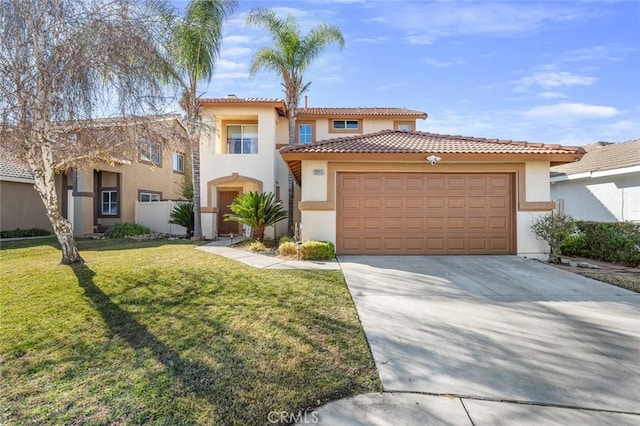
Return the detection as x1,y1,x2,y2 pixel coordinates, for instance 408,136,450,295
397,124,412,131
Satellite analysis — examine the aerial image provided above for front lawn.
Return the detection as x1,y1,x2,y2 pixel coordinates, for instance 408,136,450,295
0,238,381,425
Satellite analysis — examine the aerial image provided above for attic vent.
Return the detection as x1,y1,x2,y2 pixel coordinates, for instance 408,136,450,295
226,94,237,99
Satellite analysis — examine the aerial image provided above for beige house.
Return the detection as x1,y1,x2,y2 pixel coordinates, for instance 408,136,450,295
197,96,427,239
0,117,189,236
280,131,585,256
0,149,53,232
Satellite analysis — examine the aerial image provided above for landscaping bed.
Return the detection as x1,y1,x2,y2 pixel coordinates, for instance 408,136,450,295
0,238,380,424
550,256,640,293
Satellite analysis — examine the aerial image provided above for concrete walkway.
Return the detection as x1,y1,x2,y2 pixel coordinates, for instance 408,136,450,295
196,243,640,425
195,238,340,270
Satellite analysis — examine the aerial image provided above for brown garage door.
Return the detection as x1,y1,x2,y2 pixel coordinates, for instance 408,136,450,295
336,172,514,255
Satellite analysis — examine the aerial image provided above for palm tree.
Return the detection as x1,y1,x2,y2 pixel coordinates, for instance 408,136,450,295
164,0,237,239
246,8,344,235
225,192,287,242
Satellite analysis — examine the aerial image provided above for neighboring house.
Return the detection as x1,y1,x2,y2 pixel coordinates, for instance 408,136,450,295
0,116,189,236
0,149,52,232
550,138,640,222
197,96,427,239
280,131,585,256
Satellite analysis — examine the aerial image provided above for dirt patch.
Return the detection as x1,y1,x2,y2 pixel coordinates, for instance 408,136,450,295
550,256,640,294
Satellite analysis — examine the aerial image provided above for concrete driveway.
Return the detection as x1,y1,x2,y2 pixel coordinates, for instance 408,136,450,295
339,255,640,414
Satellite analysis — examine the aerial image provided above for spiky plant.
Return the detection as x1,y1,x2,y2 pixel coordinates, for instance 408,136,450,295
170,202,194,237
224,192,287,242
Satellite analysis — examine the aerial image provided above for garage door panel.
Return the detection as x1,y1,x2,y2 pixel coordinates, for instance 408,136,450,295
337,172,514,255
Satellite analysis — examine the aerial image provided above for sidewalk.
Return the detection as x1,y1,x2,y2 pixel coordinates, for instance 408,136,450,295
196,238,340,270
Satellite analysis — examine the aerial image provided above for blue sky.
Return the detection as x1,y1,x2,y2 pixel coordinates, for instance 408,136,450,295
173,0,639,146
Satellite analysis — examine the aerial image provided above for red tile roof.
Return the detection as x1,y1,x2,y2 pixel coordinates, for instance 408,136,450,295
551,138,640,176
281,130,584,155
298,107,427,118
200,97,285,104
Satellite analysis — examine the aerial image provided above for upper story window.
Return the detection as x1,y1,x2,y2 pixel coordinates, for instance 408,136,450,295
329,118,362,134
394,121,415,131
227,124,258,154
297,122,314,144
333,119,359,130
173,152,185,173
139,140,161,165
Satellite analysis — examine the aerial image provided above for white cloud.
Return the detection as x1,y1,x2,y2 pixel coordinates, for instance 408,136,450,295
539,91,568,99
513,70,596,92
223,47,253,58
564,45,636,62
352,35,389,44
371,2,596,45
423,57,466,68
523,103,618,120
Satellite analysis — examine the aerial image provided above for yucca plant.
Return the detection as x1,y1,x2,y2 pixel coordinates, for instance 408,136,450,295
170,202,194,237
224,192,287,242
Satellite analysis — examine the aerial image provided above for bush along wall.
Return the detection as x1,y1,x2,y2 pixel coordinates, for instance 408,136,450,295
300,241,335,261
561,221,640,267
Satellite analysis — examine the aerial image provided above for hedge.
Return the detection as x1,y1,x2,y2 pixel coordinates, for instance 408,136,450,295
561,221,640,267
0,228,51,238
300,241,335,261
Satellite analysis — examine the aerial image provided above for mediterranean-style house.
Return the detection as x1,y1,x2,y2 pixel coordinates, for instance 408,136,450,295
197,96,585,257
197,96,427,239
0,116,189,236
550,138,640,222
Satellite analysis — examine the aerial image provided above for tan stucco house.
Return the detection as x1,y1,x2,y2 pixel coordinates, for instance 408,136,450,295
197,95,585,257
197,96,427,239
0,117,189,236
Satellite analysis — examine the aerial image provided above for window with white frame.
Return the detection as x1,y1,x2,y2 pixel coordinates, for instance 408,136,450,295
226,124,258,154
173,152,185,172
139,192,161,202
139,140,161,165
298,123,313,144
397,124,413,131
332,119,359,130
101,190,118,215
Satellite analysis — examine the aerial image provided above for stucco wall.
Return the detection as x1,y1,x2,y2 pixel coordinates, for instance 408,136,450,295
312,118,398,142
0,180,52,232
551,172,640,222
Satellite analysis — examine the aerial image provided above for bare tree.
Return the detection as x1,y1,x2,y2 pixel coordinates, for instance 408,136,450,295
0,0,176,264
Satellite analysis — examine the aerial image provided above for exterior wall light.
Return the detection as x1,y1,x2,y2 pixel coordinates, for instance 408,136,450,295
427,155,442,165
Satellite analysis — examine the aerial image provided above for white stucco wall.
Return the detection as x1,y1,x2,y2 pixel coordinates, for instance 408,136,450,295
517,211,549,259
551,172,640,222
198,106,280,238
301,211,336,244
525,162,551,201
301,161,328,201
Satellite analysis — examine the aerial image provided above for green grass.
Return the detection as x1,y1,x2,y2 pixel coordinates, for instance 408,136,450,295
0,238,381,425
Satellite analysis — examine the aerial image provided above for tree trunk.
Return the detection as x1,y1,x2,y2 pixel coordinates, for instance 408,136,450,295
190,129,203,240
251,226,265,242
28,144,83,264
287,115,296,235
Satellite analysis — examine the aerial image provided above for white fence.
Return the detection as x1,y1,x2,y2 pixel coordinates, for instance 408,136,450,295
135,201,188,236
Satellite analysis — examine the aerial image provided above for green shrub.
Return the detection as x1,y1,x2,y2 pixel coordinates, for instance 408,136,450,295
0,228,51,238
278,241,297,257
531,213,576,256
249,241,267,252
560,234,589,257
575,221,640,266
103,223,150,238
279,235,292,244
301,241,335,260
224,192,287,242
170,202,194,236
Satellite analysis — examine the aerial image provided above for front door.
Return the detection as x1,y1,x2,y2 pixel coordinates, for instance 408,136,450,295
218,189,241,236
